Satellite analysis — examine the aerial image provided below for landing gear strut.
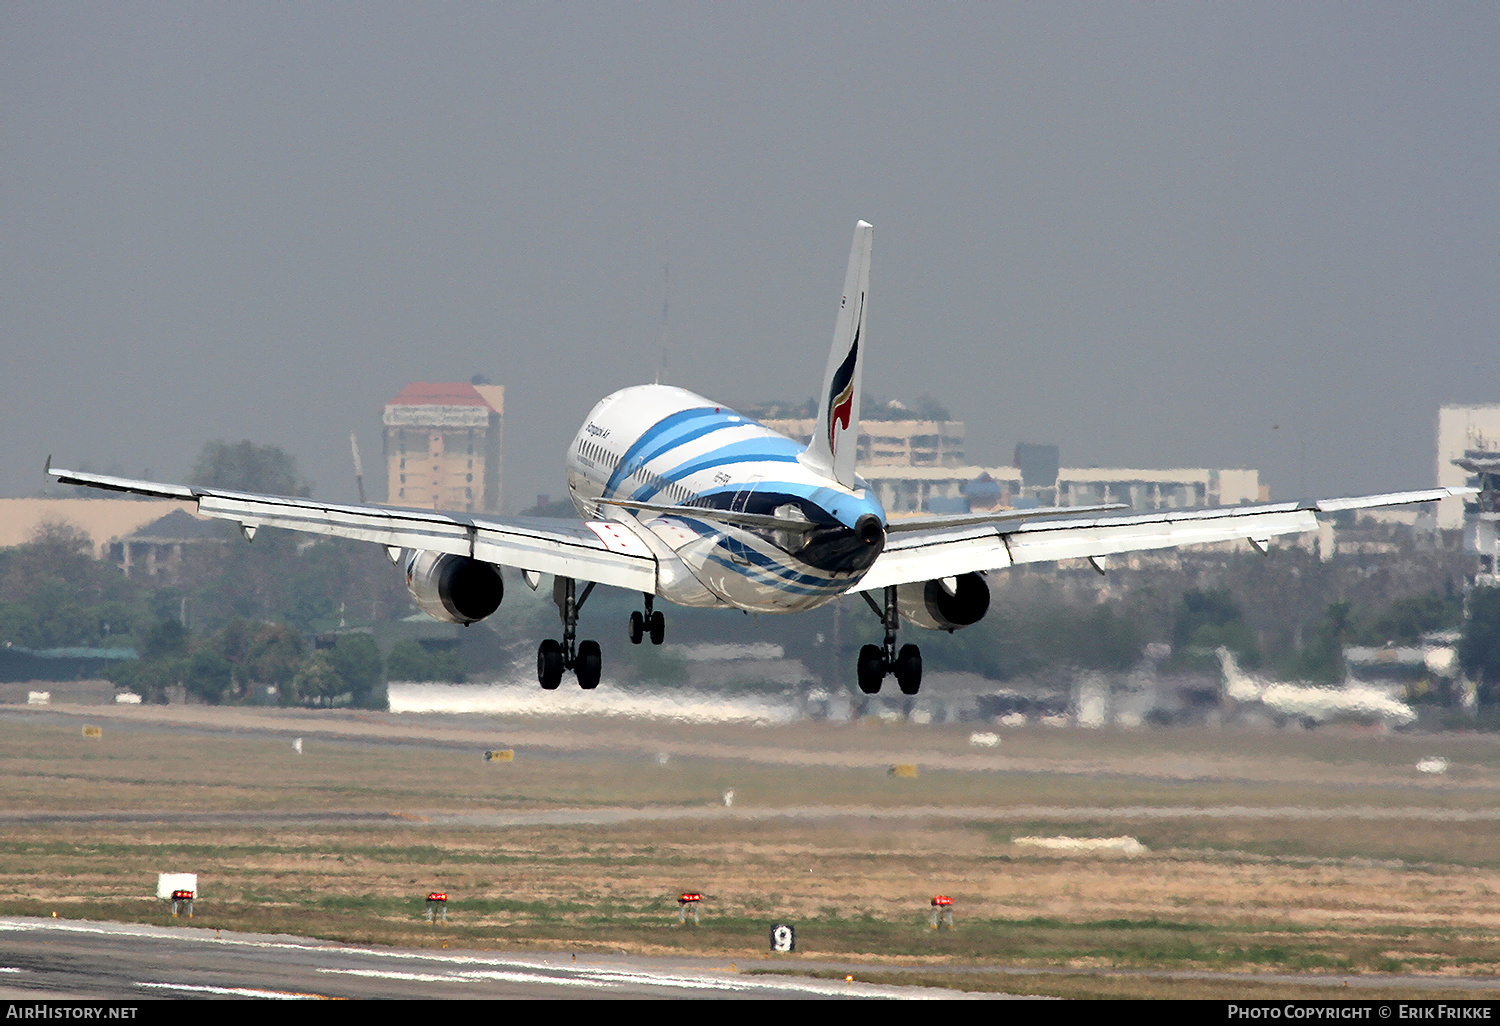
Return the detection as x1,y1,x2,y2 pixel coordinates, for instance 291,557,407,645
538,577,601,690
628,594,666,646
856,585,922,695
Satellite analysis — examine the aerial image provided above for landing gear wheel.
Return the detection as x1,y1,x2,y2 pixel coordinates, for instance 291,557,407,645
895,644,922,696
649,610,665,645
629,611,644,645
575,640,602,690
537,639,564,690
857,644,886,694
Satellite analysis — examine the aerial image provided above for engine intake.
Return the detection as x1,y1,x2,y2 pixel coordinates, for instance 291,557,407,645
896,572,990,631
405,551,504,625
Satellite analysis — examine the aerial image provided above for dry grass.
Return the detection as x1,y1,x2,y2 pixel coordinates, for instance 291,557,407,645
749,969,1500,1000
4,710,1500,997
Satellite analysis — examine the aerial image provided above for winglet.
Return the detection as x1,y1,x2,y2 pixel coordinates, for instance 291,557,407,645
802,221,873,489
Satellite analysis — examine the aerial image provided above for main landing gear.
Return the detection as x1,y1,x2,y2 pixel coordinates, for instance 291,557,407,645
538,577,601,690
856,585,922,696
537,583,670,690
628,594,666,646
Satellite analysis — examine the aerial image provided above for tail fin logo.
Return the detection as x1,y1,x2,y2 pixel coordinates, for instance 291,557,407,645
827,322,860,454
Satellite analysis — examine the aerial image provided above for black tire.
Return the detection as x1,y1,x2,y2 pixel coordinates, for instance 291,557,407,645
856,644,886,694
895,644,922,696
575,640,602,690
649,610,666,645
537,639,564,690
629,611,644,645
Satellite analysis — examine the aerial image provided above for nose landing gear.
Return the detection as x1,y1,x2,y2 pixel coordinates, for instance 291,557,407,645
856,585,922,695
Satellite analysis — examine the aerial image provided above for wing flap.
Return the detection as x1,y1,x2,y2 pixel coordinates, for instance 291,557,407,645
598,496,816,532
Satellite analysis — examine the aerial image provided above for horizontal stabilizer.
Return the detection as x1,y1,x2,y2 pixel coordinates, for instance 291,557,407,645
884,503,1128,533
597,496,816,533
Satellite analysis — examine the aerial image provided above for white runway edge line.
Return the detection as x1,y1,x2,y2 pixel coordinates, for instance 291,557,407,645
0,917,952,1000
316,965,910,998
135,983,323,1000
318,968,610,990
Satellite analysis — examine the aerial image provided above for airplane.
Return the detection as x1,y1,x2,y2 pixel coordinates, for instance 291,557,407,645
1215,647,1418,728
47,221,1475,696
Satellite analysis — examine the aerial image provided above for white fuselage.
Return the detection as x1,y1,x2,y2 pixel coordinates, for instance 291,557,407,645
1218,648,1417,726
565,385,886,613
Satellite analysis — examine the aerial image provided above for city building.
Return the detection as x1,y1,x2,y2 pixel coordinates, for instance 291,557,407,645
107,509,226,579
0,498,196,557
860,462,1264,517
383,382,505,513
1454,448,1500,587
752,405,1262,517
1437,404,1500,529
756,416,965,468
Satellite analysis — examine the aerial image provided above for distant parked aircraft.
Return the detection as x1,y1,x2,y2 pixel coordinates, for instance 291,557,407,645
1216,647,1418,727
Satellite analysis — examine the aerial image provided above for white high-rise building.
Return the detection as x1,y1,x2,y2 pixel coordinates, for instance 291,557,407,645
1437,405,1500,529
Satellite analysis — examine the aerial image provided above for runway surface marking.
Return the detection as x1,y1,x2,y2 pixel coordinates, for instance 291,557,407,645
136,982,328,1000
0,917,955,1000
320,963,914,997
320,968,609,990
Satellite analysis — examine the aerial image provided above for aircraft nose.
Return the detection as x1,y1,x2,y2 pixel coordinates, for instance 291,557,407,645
855,513,884,546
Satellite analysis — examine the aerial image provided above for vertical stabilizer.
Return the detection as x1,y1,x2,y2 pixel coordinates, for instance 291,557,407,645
1216,646,1262,702
802,220,873,489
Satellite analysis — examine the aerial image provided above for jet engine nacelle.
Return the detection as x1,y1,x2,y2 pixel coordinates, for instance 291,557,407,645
405,550,504,625
896,572,990,631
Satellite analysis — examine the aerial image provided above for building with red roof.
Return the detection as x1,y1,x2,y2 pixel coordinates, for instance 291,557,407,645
382,382,505,513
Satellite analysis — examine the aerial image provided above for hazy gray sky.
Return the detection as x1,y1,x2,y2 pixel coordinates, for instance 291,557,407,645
4,3,1495,509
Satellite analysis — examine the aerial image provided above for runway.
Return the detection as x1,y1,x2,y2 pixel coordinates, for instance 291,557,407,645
14,703,1500,792
5,916,1496,1001
0,917,982,1000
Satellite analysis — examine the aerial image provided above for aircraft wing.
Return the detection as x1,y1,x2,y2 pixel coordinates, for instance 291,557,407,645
46,467,658,592
850,487,1474,593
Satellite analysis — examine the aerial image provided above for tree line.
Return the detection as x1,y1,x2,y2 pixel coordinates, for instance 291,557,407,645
9,439,1500,712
